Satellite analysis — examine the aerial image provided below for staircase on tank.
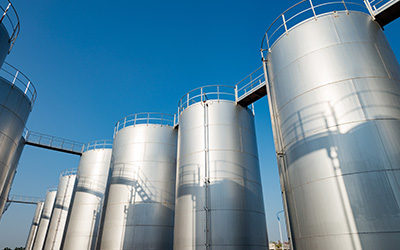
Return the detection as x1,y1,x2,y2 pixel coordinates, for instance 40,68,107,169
235,66,267,107
23,130,84,156
365,0,400,26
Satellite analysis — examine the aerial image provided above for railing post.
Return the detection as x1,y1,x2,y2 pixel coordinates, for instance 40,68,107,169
364,0,376,18
309,0,318,20
12,71,19,85
235,85,238,103
342,0,349,14
24,81,31,95
123,117,127,128
147,113,150,125
0,3,11,23
134,114,137,126
282,14,289,35
217,86,220,102
201,87,203,102
187,93,189,108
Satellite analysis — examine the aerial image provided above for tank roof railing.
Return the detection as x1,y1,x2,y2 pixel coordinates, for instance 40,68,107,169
60,168,78,177
114,112,175,135
261,0,368,54
178,85,236,113
0,0,20,52
82,140,113,152
0,62,37,106
47,186,58,192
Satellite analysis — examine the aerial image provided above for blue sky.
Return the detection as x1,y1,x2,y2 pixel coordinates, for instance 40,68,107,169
0,0,399,248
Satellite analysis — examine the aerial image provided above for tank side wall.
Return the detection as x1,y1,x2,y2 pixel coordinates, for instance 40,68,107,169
174,100,268,249
62,148,112,250
25,202,44,250
0,76,32,216
267,12,400,250
32,190,57,250
43,175,76,250
98,125,177,250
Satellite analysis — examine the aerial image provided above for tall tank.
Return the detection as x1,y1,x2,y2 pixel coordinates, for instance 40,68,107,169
97,112,177,250
25,201,44,250
261,1,400,249
173,85,268,249
0,62,36,218
43,169,77,250
32,187,57,250
62,140,112,250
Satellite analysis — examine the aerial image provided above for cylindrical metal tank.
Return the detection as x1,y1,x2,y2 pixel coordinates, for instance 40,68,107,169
97,113,177,250
0,1,20,65
261,2,400,250
0,62,36,218
32,187,57,250
173,86,268,249
62,140,112,250
43,169,77,250
25,201,44,250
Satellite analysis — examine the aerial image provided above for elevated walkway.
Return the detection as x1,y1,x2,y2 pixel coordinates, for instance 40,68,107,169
365,0,400,26
3,195,44,214
24,130,84,156
235,66,267,107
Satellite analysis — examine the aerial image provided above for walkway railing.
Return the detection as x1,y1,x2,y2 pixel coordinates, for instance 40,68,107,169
7,195,44,204
114,112,174,135
60,168,78,177
0,62,37,105
261,0,368,53
82,140,113,152
0,0,20,52
364,0,397,14
235,66,265,100
24,131,84,155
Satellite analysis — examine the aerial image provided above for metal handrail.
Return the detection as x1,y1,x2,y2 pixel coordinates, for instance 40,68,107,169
82,140,113,152
261,0,368,53
364,0,396,16
178,85,236,113
47,186,58,192
0,62,37,105
114,112,174,135
60,168,78,177
24,131,85,153
0,0,20,52
235,66,265,100
7,195,44,203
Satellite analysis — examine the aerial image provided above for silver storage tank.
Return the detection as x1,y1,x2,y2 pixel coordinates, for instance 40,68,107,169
43,169,77,250
173,86,268,249
62,140,112,250
25,201,44,250
0,62,36,217
0,1,19,66
262,1,400,250
97,113,177,250
32,187,57,250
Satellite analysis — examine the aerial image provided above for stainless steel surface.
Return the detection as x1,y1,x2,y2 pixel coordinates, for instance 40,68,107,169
43,170,77,250
98,113,177,250
32,188,57,250
263,4,400,249
25,202,44,250
174,86,268,249
0,63,35,217
0,0,20,59
62,141,112,250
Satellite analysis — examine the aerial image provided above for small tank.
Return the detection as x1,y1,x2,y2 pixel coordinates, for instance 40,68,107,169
62,140,112,250
0,62,36,218
43,169,76,250
32,187,57,250
173,85,268,249
25,201,44,250
97,113,177,250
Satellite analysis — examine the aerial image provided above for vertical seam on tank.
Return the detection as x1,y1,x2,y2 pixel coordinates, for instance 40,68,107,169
372,120,394,170
331,14,342,44
374,43,392,79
